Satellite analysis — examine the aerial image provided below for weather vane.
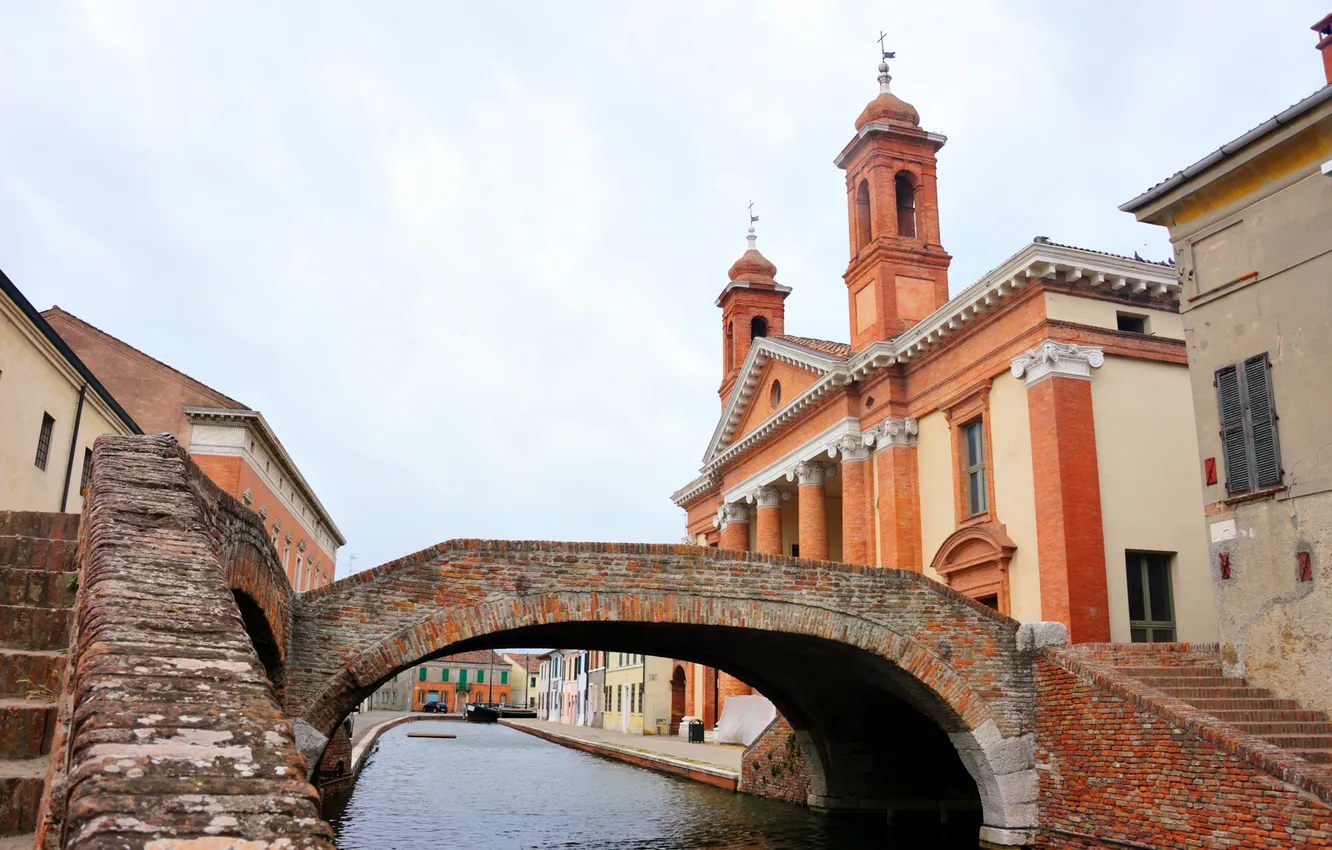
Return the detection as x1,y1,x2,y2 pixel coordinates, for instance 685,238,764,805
878,31,895,61
748,201,759,227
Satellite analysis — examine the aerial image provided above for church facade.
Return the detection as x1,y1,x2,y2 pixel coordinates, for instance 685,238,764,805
673,60,1216,645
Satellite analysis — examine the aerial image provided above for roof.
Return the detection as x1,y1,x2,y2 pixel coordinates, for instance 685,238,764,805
1121,82,1332,213
502,652,544,673
41,307,248,411
425,650,506,666
0,268,142,435
771,334,851,359
1031,237,1173,269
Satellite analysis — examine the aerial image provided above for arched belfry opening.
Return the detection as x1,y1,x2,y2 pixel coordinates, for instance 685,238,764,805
750,315,768,341
725,321,734,372
895,172,917,238
855,179,872,249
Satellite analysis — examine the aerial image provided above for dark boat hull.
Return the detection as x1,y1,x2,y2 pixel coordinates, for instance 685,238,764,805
465,704,500,723
497,708,537,719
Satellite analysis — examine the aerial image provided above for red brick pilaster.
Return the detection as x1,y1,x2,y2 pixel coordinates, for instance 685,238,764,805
795,462,829,561
838,437,872,565
1018,342,1109,642
755,487,784,555
869,420,921,572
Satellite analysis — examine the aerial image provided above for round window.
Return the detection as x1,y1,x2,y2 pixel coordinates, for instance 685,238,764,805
770,380,782,409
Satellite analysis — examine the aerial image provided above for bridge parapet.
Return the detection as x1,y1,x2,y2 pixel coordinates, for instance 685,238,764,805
39,436,328,849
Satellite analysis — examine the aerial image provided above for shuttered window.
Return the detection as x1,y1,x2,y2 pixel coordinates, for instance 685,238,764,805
441,668,449,682
418,667,427,682
1216,354,1281,495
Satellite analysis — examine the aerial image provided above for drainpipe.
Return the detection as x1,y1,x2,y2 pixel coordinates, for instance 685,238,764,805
58,383,87,513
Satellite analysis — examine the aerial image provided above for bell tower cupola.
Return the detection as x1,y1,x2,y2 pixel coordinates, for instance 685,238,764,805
836,51,951,350
717,210,790,405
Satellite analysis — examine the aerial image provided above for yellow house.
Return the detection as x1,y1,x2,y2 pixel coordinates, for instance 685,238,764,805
602,653,674,735
0,269,139,513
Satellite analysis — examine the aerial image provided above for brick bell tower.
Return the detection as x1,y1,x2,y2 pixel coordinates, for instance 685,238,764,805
837,54,951,350
717,218,790,405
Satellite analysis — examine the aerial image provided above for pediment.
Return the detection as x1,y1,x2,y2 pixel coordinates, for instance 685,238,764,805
930,522,1017,576
702,337,845,464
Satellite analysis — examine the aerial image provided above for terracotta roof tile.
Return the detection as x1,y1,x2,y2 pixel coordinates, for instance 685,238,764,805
427,650,505,665
1031,236,1174,268
771,334,851,359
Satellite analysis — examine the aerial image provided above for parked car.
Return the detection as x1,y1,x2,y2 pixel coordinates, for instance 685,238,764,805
421,700,447,713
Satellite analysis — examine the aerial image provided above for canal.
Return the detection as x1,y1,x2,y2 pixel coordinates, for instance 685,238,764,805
325,722,982,849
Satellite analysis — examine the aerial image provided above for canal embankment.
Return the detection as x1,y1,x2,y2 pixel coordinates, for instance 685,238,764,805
348,711,459,778
501,718,741,791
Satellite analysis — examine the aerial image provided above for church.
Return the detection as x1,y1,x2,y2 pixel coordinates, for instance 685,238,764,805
672,57,1216,647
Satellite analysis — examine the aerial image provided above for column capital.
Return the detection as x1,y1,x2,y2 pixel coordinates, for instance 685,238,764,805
864,417,919,451
830,434,871,463
788,461,834,487
719,502,751,529
754,486,788,510
1010,340,1104,386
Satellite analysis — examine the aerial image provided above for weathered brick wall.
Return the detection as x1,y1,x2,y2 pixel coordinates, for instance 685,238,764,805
1035,651,1332,848
1063,641,1220,668
739,715,809,804
38,436,330,849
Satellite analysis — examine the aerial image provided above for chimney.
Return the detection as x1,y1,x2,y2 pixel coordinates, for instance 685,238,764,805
1315,13,1332,85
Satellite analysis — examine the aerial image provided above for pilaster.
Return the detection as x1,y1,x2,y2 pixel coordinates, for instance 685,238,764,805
835,435,872,565
865,418,921,572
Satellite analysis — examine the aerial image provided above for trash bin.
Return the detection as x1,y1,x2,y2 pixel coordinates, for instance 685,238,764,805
687,719,704,743
656,719,668,736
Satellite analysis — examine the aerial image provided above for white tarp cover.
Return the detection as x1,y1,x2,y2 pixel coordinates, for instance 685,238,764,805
715,694,777,746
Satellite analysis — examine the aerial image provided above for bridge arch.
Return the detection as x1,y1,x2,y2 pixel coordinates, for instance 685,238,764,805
287,542,1045,843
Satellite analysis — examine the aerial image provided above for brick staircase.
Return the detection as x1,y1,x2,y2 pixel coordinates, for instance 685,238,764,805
0,513,79,849
1118,660,1332,773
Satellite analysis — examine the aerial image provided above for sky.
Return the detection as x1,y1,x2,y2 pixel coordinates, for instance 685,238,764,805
1,2,1326,575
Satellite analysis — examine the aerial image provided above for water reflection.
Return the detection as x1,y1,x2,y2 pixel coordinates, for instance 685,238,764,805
326,723,979,849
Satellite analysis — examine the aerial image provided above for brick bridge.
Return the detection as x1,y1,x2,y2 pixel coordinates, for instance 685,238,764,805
22,436,1332,849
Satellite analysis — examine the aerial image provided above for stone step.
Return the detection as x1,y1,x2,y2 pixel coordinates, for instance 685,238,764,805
0,652,63,701
1186,697,1301,713
1261,735,1332,751
1209,709,1330,724
1286,748,1332,765
0,757,47,837
1118,666,1226,679
0,537,77,573
1151,686,1278,701
0,568,77,610
0,701,56,760
1135,675,1253,690
0,607,70,653
1235,721,1332,736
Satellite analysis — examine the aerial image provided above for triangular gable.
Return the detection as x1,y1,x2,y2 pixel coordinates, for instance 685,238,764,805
732,358,823,442
702,337,844,463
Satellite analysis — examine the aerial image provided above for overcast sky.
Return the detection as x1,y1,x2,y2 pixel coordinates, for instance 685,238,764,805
1,2,1325,574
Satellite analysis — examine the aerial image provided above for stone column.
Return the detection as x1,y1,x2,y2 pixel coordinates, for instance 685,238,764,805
790,461,830,561
866,418,921,572
1012,341,1109,643
718,503,751,552
835,436,872,565
754,486,784,555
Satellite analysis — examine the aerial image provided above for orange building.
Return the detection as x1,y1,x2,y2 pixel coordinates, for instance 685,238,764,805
411,650,512,712
42,309,344,590
673,56,1216,651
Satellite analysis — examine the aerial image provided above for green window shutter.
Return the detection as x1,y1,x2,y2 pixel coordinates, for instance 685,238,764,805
1244,354,1281,488
442,668,449,683
418,667,427,682
501,671,508,684
1217,364,1250,493
1217,355,1282,494
477,670,485,684
459,668,468,686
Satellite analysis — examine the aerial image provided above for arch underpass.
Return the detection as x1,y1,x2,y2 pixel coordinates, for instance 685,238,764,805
287,541,1053,846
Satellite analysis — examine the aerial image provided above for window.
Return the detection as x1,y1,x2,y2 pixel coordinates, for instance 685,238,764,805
427,691,439,703
79,448,93,495
1127,552,1175,642
790,543,800,557
458,668,467,685
477,669,484,684
638,684,644,713
1116,312,1148,334
964,420,987,516
630,684,637,714
501,671,508,685
418,668,428,682
34,413,54,470
750,316,768,340
895,173,916,238
770,380,782,409
616,686,622,712
855,179,872,249
1216,354,1281,495
441,668,449,682
725,322,734,372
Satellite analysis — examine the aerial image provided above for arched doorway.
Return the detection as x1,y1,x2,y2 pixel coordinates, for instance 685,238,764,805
670,665,686,732
928,522,1017,614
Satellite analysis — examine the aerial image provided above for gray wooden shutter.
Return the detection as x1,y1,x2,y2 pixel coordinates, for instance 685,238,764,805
1243,354,1281,488
1216,364,1250,493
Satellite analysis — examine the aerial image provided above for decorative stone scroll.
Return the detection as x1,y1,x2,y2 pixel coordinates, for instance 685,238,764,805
1010,340,1104,386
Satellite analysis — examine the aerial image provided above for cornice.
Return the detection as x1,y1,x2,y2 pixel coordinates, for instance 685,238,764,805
714,280,793,308
673,241,1181,507
834,123,948,169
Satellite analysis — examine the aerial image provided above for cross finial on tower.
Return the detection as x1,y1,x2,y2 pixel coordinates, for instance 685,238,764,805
877,32,895,94
747,201,759,249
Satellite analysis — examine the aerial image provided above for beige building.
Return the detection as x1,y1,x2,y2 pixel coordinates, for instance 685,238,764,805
502,652,542,709
0,269,139,513
1121,23,1332,710
602,654,673,735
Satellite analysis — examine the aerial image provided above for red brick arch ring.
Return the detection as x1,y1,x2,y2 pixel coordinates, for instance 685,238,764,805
291,591,1040,843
